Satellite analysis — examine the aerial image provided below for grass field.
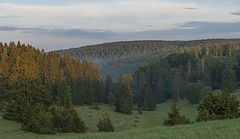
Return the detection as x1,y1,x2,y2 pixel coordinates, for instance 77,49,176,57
1,90,240,139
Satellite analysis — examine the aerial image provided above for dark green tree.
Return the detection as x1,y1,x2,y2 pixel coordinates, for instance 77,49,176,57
107,92,116,105
138,84,156,111
0,73,10,112
97,113,114,132
186,81,211,104
21,105,55,134
172,72,185,102
51,106,87,133
105,75,114,103
115,84,132,114
197,90,240,122
163,103,192,126
222,65,237,92
154,78,167,103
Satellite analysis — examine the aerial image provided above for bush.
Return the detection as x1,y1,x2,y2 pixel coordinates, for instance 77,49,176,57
21,105,55,134
51,106,87,133
90,104,100,110
97,113,114,132
15,104,87,134
137,108,143,115
197,90,240,122
164,103,192,126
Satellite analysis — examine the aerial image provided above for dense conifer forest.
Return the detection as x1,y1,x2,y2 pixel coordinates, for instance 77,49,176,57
55,39,240,81
0,41,104,133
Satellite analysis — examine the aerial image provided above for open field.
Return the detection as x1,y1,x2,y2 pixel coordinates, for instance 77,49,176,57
1,91,240,139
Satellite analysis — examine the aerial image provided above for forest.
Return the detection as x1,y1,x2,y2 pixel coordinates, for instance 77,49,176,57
0,42,105,133
1,40,240,136
55,39,240,81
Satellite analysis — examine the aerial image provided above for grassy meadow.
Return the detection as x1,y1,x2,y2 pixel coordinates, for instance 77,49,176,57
1,90,240,139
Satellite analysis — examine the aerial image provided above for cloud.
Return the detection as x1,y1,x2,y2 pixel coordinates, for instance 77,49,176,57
0,15,20,19
231,11,240,15
0,26,117,39
0,26,44,31
1,1,240,50
2,21,240,51
0,1,239,32
183,7,198,10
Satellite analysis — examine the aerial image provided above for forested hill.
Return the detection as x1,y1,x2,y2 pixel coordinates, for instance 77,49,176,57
55,39,240,81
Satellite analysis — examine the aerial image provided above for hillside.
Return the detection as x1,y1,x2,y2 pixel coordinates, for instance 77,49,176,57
55,39,240,81
1,90,240,139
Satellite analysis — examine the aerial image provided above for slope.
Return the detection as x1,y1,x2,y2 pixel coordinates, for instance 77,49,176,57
55,39,240,81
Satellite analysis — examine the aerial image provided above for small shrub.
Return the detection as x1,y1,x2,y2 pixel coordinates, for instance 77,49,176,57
137,109,143,115
97,113,114,132
90,104,100,110
163,103,192,126
134,119,139,122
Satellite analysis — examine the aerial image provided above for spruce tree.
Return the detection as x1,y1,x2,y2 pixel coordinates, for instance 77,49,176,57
97,113,114,132
164,103,192,126
138,84,156,111
222,65,237,93
115,84,132,114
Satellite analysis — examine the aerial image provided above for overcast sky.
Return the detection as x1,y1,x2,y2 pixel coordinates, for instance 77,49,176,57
1,0,240,51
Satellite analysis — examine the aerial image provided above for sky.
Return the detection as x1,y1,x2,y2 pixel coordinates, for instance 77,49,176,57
1,0,240,51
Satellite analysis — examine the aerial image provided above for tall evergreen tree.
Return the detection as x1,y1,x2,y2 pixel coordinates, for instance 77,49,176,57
222,65,237,92
105,75,114,103
115,84,132,114
138,84,156,111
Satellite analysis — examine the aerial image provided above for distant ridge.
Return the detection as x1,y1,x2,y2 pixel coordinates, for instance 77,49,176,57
55,39,240,81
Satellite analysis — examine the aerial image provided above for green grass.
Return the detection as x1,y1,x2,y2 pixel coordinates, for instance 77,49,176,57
74,105,139,132
0,98,239,139
138,100,197,128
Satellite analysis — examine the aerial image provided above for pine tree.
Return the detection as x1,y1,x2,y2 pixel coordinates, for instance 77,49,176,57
115,84,132,114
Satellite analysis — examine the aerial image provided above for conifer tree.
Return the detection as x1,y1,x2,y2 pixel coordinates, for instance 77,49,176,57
164,103,192,126
105,75,114,103
197,90,240,121
222,65,237,92
97,113,114,132
138,84,156,111
115,84,132,114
